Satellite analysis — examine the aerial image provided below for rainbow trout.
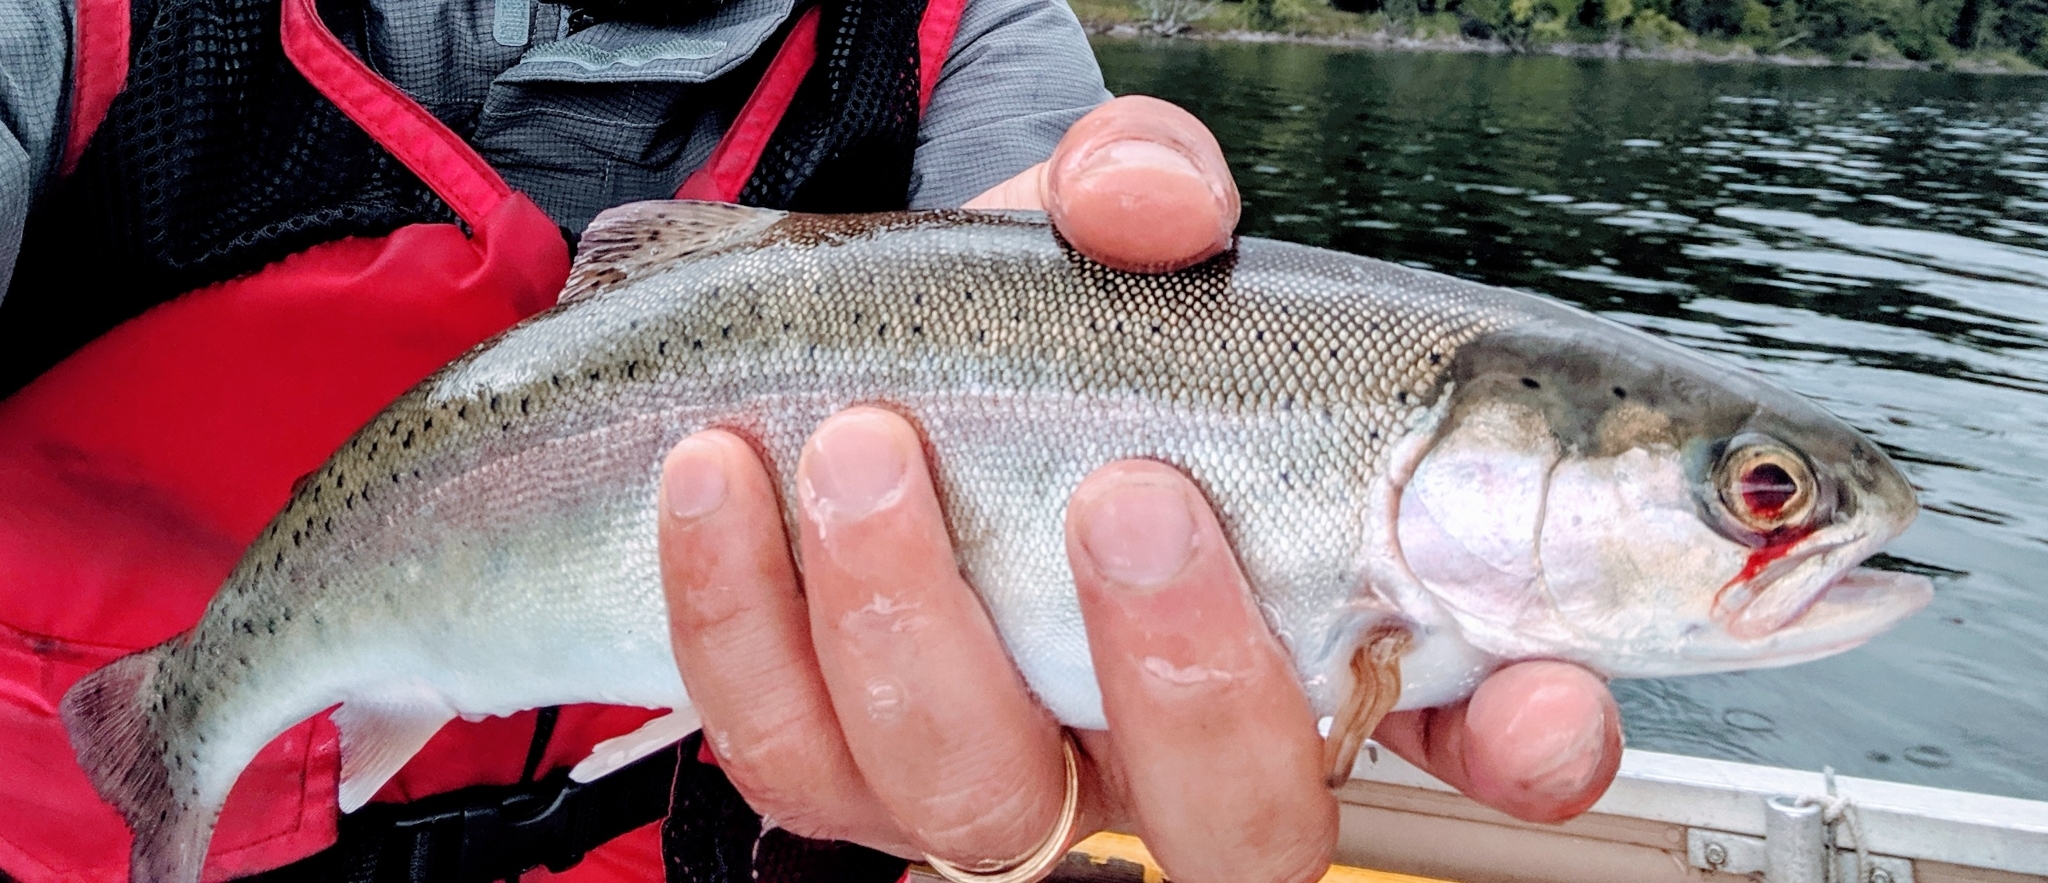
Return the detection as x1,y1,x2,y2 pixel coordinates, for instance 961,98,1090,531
64,202,1932,882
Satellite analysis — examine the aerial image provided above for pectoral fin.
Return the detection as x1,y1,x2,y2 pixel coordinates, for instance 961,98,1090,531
1322,625,1412,788
570,706,701,783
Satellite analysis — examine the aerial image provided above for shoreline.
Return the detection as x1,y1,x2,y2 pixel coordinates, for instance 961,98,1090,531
1084,22,2042,75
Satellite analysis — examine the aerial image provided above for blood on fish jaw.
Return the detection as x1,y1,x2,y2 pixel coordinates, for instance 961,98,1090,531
1711,534,1806,634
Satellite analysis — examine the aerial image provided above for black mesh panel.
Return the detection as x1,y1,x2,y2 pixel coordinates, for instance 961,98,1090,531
737,0,923,213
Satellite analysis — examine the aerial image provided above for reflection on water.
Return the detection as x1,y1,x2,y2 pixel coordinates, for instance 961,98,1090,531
1096,41,2048,800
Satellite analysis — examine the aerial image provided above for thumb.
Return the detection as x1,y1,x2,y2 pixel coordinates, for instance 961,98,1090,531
966,95,1239,274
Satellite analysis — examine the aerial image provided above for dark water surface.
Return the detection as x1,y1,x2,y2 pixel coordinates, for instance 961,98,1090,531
1095,41,2048,801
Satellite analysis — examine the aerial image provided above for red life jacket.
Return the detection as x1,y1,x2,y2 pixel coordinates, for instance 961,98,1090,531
0,0,964,878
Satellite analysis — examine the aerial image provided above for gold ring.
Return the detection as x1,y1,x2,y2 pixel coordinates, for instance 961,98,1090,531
922,734,1081,883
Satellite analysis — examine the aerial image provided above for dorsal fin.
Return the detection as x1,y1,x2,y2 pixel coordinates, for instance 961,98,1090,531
561,200,787,304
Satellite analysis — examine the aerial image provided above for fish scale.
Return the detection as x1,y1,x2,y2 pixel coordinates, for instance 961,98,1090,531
61,202,1929,883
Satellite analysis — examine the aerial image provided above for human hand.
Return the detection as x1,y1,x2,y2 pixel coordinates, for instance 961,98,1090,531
660,410,1622,883
656,96,1622,883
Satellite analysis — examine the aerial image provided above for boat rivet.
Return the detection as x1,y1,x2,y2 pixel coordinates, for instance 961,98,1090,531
1870,870,1893,883
1703,842,1728,868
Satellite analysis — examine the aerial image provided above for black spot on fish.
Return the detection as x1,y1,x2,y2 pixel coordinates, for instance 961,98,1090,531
1151,324,1162,335
1429,352,1442,365
335,474,346,489
501,421,512,432
423,417,434,431
629,320,640,330
1256,330,1266,342
975,330,986,344
911,324,922,335
458,405,469,420
657,341,668,355
401,430,414,449
291,531,301,547
1521,377,1541,390
238,620,254,635
273,551,284,571
721,325,731,339
412,469,421,479
1369,430,1381,441
489,395,501,411
590,369,603,380
1613,386,1628,399
325,517,334,533
1397,392,1410,404
625,362,637,380
877,323,888,337
691,341,702,351
391,473,400,485
520,397,531,415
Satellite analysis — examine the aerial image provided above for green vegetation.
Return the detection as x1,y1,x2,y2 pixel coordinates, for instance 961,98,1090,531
1074,0,2048,69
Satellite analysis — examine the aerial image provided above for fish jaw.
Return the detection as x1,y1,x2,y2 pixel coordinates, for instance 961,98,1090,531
1683,564,1933,672
1675,501,1934,671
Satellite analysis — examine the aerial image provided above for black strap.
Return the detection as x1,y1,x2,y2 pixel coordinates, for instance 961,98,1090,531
235,729,911,883
663,732,909,883
240,739,676,883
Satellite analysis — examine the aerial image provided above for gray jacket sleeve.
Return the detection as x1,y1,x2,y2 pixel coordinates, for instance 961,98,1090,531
906,0,1111,209
0,0,70,305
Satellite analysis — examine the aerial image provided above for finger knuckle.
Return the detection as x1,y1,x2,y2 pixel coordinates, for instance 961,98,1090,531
912,776,1049,864
673,579,752,635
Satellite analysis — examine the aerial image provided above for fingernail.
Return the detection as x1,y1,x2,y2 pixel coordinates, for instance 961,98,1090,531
665,436,728,520
1087,137,1201,178
801,412,910,521
1077,476,1198,588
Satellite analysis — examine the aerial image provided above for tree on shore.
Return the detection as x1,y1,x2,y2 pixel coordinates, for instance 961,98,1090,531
1316,0,2048,64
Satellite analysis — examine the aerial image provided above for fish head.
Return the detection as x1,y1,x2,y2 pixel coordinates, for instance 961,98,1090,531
1394,306,1932,678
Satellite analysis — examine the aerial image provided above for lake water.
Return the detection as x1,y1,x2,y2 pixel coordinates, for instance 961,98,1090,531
1095,40,2048,801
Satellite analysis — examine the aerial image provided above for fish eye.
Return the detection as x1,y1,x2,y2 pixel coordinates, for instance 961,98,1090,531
1716,436,1817,535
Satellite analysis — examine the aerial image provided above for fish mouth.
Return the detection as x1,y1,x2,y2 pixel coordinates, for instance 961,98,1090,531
1710,535,1933,661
